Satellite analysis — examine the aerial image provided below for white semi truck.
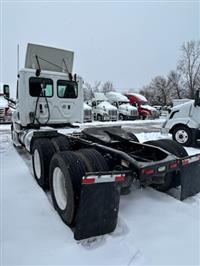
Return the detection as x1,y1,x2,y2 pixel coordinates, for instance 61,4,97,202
105,91,138,120
162,90,200,147
92,92,118,121
9,43,200,241
0,83,12,122
83,102,92,122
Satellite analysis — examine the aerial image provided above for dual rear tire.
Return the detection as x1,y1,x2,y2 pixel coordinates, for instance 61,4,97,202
32,140,108,227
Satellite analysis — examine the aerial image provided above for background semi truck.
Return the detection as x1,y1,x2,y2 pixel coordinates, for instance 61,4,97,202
9,43,200,241
91,92,118,121
0,83,12,122
125,92,158,119
105,91,138,120
83,102,92,122
162,90,200,147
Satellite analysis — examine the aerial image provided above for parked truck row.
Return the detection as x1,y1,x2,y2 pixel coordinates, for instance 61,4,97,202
84,91,159,122
7,43,200,241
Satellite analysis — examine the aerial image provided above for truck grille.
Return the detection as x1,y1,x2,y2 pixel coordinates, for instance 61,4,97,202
84,109,92,116
131,110,138,116
0,108,5,118
152,110,158,117
109,110,117,116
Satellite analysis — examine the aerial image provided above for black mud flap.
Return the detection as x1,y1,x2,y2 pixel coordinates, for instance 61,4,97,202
180,156,200,200
74,175,123,240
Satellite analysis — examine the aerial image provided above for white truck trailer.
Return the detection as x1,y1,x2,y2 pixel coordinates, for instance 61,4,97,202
9,43,200,240
105,91,138,120
162,90,200,147
92,92,118,121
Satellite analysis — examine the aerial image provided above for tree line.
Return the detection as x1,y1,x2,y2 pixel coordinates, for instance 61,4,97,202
83,41,200,105
140,41,200,106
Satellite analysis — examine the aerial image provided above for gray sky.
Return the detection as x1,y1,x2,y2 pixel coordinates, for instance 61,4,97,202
1,0,199,95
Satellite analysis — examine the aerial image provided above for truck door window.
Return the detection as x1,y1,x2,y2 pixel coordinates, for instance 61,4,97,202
57,80,78,98
29,77,53,97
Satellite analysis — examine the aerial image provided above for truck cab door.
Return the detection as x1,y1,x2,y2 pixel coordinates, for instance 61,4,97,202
190,103,200,124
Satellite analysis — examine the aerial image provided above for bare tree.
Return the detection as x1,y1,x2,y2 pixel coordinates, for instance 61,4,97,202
83,80,101,100
93,81,101,92
167,70,185,99
178,41,200,98
149,76,170,105
101,81,115,93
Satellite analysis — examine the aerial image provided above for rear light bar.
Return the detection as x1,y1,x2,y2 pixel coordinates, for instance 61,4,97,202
82,174,125,185
169,162,178,169
182,155,200,165
142,168,154,175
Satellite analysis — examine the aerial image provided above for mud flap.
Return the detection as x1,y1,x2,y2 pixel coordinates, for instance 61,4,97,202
180,157,200,200
74,175,123,240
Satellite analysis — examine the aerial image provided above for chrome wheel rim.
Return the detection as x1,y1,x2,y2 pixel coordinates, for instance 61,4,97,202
175,129,188,144
53,167,67,210
34,149,41,179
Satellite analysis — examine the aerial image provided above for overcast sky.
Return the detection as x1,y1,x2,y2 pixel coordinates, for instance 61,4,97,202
0,0,199,95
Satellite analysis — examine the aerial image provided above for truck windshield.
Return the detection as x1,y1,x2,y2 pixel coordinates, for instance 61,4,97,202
57,80,78,98
119,101,129,105
141,101,148,105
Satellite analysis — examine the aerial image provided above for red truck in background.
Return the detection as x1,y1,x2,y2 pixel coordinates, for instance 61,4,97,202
124,92,159,119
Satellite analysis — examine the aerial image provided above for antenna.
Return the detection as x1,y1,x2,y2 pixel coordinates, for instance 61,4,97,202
17,44,19,75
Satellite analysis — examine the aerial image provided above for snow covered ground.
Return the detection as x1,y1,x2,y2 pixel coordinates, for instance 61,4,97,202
1,122,200,265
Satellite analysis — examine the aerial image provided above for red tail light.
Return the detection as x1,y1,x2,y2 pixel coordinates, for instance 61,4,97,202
142,168,154,175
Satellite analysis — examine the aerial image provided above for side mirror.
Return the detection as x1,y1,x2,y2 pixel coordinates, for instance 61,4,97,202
3,84,10,98
194,89,200,107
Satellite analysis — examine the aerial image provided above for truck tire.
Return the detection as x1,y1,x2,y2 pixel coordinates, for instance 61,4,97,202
32,138,55,189
75,148,109,172
172,125,193,147
119,114,124,120
143,139,188,191
51,136,70,152
126,132,139,142
97,114,102,121
49,151,86,226
140,115,146,120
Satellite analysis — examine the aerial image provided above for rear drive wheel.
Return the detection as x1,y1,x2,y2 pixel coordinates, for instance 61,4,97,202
75,148,109,172
50,151,86,226
143,139,188,191
172,125,193,147
119,114,124,120
51,136,70,152
32,138,55,189
97,114,102,121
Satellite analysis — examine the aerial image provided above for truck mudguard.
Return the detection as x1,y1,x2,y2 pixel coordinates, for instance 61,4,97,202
74,173,124,240
180,155,200,200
